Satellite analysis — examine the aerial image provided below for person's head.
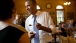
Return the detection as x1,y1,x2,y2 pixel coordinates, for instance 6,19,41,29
61,22,65,28
25,0,37,15
68,20,73,25
0,0,16,21
22,17,26,22
60,21,62,23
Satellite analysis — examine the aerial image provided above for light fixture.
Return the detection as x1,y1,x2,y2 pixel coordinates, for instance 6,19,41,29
64,2,71,5
67,2,71,5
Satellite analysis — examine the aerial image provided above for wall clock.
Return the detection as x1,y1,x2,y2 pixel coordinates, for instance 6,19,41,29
46,3,51,9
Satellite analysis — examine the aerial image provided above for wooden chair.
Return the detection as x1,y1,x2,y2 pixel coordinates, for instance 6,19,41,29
60,36,68,43
65,28,74,37
68,36,76,43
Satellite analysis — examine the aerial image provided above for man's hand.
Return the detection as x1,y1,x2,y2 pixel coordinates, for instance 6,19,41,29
56,30,62,32
28,31,36,39
36,23,43,30
56,30,62,34
36,23,52,33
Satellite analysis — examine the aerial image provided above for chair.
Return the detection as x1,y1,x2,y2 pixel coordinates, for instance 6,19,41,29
68,37,76,43
60,36,68,43
65,28,74,37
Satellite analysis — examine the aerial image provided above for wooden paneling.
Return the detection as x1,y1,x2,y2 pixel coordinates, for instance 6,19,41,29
14,0,76,24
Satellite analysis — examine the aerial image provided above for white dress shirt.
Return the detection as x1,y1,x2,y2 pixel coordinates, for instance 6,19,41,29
25,11,56,43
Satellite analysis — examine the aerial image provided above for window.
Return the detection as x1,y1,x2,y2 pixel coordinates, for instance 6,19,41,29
56,5,64,25
36,5,40,10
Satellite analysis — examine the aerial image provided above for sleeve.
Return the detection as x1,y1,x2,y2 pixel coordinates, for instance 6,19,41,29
46,12,56,33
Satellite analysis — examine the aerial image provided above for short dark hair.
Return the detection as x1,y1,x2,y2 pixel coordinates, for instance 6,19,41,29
26,0,37,4
0,0,15,21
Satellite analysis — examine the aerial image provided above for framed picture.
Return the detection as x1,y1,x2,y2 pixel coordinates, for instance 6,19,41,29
49,12,54,15
67,12,74,20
